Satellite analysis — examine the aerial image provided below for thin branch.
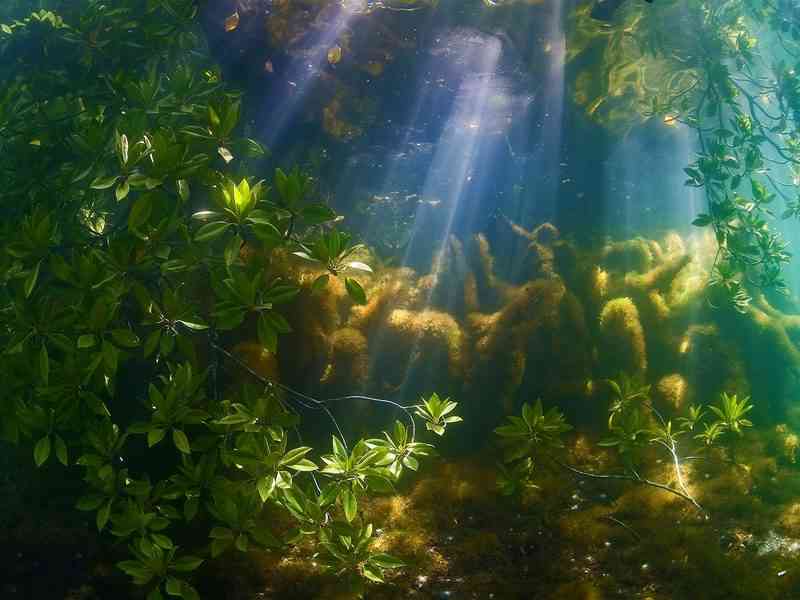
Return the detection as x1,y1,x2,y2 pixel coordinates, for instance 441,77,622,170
602,515,641,540
550,456,704,511
207,337,418,446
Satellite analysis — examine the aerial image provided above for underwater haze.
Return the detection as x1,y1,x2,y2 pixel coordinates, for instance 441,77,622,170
7,0,800,599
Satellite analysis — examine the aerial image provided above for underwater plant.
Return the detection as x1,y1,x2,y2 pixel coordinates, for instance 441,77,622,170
413,392,464,436
0,2,463,598
495,374,755,511
708,391,754,436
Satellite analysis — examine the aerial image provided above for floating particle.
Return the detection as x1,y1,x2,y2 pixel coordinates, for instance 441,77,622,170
364,61,384,77
327,45,342,65
218,146,234,163
264,60,274,73
224,11,239,32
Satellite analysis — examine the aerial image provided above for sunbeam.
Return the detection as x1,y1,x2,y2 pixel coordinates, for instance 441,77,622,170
372,32,503,396
258,7,358,146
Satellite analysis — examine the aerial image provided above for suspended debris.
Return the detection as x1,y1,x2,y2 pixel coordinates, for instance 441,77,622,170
218,146,234,163
327,45,343,65
224,11,240,32
363,60,384,77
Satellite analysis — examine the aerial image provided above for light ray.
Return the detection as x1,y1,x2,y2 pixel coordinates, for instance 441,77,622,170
259,9,357,146
382,34,503,397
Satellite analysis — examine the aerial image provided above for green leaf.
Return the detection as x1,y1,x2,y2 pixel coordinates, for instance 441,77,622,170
300,203,337,225
224,234,242,266
34,435,51,467
90,175,119,190
311,274,329,294
97,500,112,531
102,340,118,372
341,488,357,523
288,459,317,472
195,221,230,242
176,320,208,331
152,533,174,549
165,576,182,596
148,428,166,447
54,434,68,466
111,329,140,348
263,284,300,305
345,278,367,305
369,553,405,569
257,476,275,502
210,538,230,558
347,261,372,273
160,332,176,355
262,311,292,334
280,446,312,466
128,195,153,231
332,436,347,460
143,330,160,356
184,497,199,522
426,422,445,436
77,494,105,511
181,583,200,600
172,429,191,454
39,344,49,385
751,178,768,201
402,455,419,471
115,179,131,202
250,221,283,244
240,138,266,158
24,260,41,298
177,179,190,202
209,527,234,539
78,334,97,349
362,564,384,583
119,560,153,583
147,588,164,600
257,313,278,354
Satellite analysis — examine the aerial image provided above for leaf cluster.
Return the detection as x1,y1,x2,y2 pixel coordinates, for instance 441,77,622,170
0,2,458,597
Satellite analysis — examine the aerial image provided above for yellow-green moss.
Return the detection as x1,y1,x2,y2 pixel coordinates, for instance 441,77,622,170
598,297,647,375
654,373,690,412
319,327,369,390
602,238,654,273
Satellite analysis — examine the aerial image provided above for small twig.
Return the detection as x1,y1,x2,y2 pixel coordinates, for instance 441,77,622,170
602,515,641,540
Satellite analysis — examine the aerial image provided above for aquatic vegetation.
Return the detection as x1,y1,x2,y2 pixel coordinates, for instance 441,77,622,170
598,298,648,375
7,0,800,597
414,393,463,436
495,376,756,510
0,2,467,598
709,392,754,437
